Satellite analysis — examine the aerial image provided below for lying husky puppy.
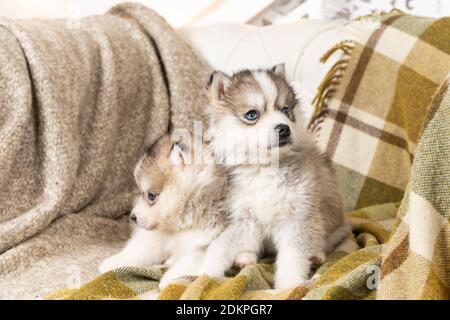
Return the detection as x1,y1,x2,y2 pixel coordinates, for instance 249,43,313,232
99,133,227,289
199,64,349,289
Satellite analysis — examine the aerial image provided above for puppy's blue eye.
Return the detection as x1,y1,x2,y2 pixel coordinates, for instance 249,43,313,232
245,110,259,121
282,106,290,116
148,192,158,201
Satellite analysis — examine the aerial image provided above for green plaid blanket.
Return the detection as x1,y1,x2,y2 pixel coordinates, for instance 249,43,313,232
311,11,450,213
377,79,450,299
47,11,450,300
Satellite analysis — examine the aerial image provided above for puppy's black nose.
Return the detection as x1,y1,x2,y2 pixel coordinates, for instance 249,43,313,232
130,213,137,222
275,124,290,139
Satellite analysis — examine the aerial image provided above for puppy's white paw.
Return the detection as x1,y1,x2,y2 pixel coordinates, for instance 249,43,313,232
199,264,225,278
233,251,257,269
158,275,174,291
274,271,308,290
200,263,227,278
99,255,128,273
159,272,189,291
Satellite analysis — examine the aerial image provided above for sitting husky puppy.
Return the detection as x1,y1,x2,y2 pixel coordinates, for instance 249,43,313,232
199,64,349,289
99,133,227,289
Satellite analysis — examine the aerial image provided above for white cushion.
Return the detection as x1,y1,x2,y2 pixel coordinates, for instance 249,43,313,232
179,21,352,112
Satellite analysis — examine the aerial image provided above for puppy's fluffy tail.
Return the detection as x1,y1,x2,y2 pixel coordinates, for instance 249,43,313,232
325,223,351,254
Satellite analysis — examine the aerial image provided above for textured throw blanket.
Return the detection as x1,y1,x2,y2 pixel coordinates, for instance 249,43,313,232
309,11,450,299
46,11,449,300
378,78,450,299
0,3,211,299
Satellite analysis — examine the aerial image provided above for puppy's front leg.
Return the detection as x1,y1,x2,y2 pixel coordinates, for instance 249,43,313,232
273,220,324,290
99,228,168,273
199,219,262,277
159,250,204,290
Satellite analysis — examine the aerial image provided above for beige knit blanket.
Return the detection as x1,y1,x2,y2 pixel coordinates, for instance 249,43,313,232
0,3,210,299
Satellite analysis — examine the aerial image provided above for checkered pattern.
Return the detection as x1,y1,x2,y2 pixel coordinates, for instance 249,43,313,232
378,80,450,299
312,11,450,212
312,11,450,299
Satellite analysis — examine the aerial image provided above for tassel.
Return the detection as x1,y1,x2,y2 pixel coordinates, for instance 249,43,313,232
308,40,355,132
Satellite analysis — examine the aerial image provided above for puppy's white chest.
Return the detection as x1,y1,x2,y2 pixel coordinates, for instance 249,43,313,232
231,167,292,225
168,229,217,258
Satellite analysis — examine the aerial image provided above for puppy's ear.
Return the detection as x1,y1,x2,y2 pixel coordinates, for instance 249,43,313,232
206,71,231,102
169,142,190,166
271,63,285,77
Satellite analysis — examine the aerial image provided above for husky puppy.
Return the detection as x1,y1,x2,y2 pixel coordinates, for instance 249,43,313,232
199,64,349,289
99,133,227,289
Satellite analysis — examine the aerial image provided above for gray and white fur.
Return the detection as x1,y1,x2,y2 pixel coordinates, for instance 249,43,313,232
199,64,349,289
99,133,228,289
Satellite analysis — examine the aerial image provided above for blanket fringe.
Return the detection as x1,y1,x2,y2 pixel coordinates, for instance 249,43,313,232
308,40,355,132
